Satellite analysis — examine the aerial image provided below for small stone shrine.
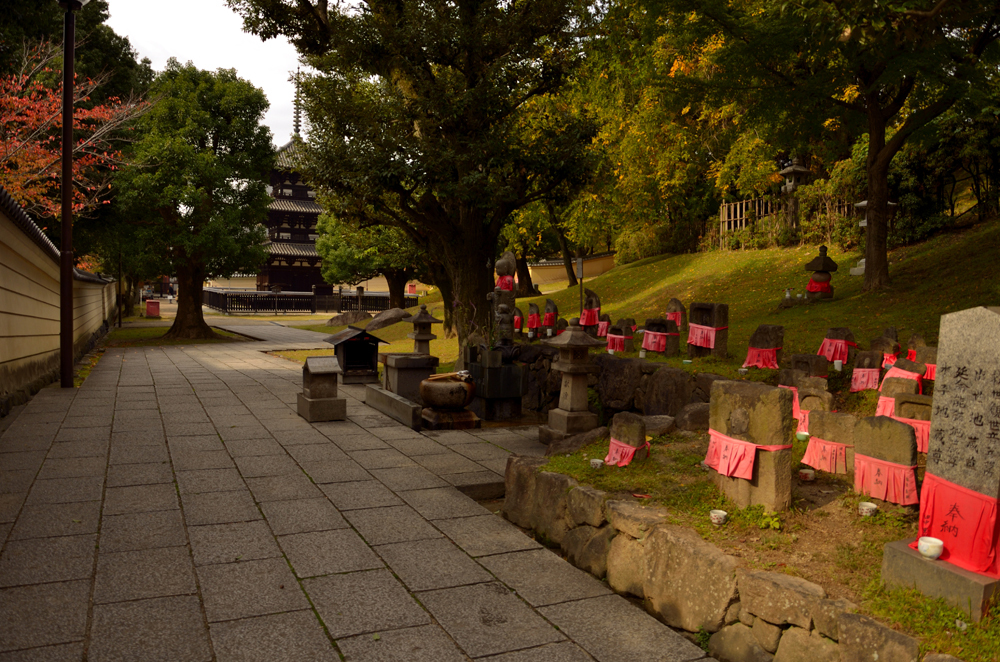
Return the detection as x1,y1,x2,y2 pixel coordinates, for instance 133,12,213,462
539,319,605,445
802,410,856,475
297,356,347,422
512,306,525,340
619,317,637,352
604,412,649,467
850,350,883,392
817,327,857,364
606,321,625,354
883,307,1000,621
914,345,938,380
494,250,516,292
705,381,794,511
465,301,527,421
906,334,926,360
687,303,728,359
596,313,611,338
789,353,828,378
640,318,679,357
542,299,559,337
665,297,687,332
581,289,601,335
324,326,385,384
853,416,918,506
870,334,902,367
743,324,783,369
407,304,440,354
804,246,838,300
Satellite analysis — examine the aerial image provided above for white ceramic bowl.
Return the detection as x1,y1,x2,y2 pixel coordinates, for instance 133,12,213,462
833,360,843,371
798,468,815,482
917,536,944,560
589,458,604,469
738,368,749,375
710,510,728,526
858,502,878,517
795,431,810,441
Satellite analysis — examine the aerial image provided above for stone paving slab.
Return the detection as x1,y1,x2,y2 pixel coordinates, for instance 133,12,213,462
0,337,709,661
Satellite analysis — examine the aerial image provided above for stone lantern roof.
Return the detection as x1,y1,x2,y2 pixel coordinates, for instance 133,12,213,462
409,304,441,327
544,319,605,350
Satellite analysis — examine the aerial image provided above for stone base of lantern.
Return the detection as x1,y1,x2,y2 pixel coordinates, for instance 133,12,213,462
882,539,999,622
806,286,835,301
421,408,481,430
296,393,347,422
538,409,599,445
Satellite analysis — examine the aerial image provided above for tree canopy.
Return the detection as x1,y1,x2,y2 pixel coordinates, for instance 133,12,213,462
114,60,273,339
228,0,598,339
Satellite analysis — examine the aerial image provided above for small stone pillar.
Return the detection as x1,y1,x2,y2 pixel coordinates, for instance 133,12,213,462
581,289,601,336
804,246,838,300
407,304,441,354
542,299,559,338
297,356,347,422
606,412,648,466
744,324,783,369
665,298,687,333
687,303,728,359
538,319,605,445
513,306,525,341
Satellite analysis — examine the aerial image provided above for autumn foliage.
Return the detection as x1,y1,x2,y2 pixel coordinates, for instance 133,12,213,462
0,44,148,223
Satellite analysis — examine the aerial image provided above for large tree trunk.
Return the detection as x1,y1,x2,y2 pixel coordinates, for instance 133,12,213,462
383,268,411,309
863,112,892,292
555,226,578,287
515,254,535,297
165,263,216,339
439,225,497,346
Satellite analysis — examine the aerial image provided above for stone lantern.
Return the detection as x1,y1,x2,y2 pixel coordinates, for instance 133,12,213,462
407,304,441,354
538,318,605,445
779,157,811,230
805,246,838,300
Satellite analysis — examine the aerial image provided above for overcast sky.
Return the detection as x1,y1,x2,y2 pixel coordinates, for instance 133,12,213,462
104,0,301,146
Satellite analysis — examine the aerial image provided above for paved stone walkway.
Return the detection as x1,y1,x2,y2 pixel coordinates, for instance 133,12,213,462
0,337,710,661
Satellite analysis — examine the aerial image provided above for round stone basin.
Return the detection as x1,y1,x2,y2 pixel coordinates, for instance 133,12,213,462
420,375,475,410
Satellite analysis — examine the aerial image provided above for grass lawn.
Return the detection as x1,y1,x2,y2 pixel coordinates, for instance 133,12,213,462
100,326,247,348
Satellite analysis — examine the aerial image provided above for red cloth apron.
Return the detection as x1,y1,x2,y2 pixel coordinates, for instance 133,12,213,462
580,308,600,326
875,396,895,417
513,316,523,331
687,323,727,349
604,437,650,467
912,472,1000,576
596,321,609,337
665,311,683,329
801,436,850,474
606,334,625,352
854,453,918,505
850,368,880,392
527,313,541,329
495,275,514,291
542,312,556,327
924,363,937,380
892,416,931,453
704,429,791,480
743,347,780,369
817,338,856,363
806,279,832,293
641,331,669,352
906,349,917,361
883,352,898,368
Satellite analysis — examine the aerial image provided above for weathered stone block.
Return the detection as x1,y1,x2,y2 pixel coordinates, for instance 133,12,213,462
854,350,883,369
676,402,709,431
688,302,729,359
790,354,828,377
752,617,781,653
880,377,919,399
609,412,646,448
894,393,932,421
642,415,675,436
806,411,855,445
296,393,347,422
725,601,742,626
797,387,833,413
568,485,607,528
643,366,693,417
882,539,1000,622
578,524,616,578
643,525,739,633
838,613,919,662
892,356,926,376
778,369,806,386
531,471,578,545
870,335,901,356
749,324,784,350
737,568,826,629
502,455,547,529
561,525,598,567
606,534,645,598
914,345,937,366
708,624,775,662
739,607,755,627
364,384,421,429
808,596,856,640
605,500,667,540
694,373,728,403
712,447,793,511
773,627,838,662
854,416,917,466
710,381,795,445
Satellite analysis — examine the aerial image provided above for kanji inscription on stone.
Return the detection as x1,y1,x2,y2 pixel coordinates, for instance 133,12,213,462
926,307,1000,497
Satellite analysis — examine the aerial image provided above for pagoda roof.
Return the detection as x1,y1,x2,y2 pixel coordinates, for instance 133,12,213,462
264,242,318,258
275,138,306,171
268,198,323,214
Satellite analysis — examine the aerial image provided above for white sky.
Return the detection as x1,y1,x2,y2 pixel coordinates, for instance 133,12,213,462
103,0,301,146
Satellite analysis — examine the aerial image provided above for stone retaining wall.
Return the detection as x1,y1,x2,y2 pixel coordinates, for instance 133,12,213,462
504,456,939,662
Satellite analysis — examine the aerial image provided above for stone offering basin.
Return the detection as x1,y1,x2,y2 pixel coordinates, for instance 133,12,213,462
420,372,475,410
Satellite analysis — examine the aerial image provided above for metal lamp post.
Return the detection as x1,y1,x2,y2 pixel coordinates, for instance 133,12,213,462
58,0,89,387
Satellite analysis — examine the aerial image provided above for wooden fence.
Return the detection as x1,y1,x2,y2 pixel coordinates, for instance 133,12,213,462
202,288,418,315
718,196,854,249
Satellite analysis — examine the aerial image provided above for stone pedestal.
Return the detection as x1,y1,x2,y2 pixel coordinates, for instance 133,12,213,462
465,346,526,422
296,356,347,422
380,352,439,404
882,539,999,621
538,320,605,444
421,408,481,430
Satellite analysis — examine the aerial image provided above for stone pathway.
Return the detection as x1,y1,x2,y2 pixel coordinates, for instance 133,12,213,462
0,339,710,661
